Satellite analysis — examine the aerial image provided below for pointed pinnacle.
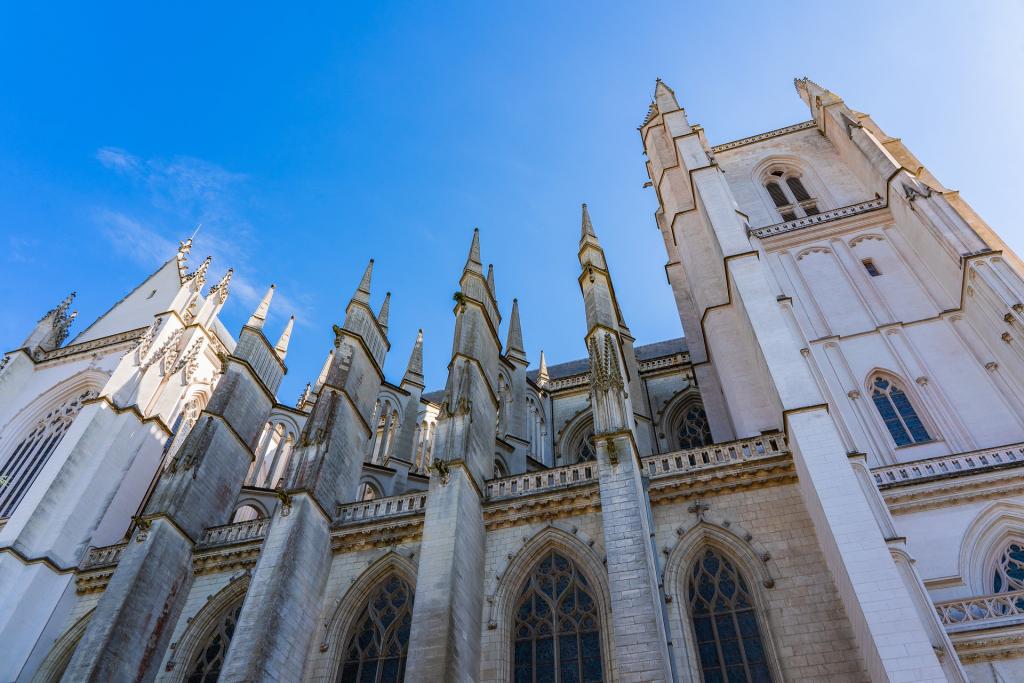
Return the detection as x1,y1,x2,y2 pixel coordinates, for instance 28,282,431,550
274,315,295,360
55,291,77,316
581,203,598,242
506,298,525,354
538,349,549,380
248,284,275,329
403,329,425,385
486,264,496,299
377,292,391,332
654,78,680,112
352,259,374,306
464,228,483,275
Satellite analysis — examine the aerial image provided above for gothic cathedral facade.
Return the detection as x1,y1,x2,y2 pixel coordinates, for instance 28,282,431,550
1,78,1023,682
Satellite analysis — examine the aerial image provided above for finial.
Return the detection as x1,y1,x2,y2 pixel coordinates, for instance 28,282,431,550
403,328,425,386
274,315,295,360
505,298,524,355
377,292,391,332
486,264,496,299
247,284,275,329
581,203,598,242
538,349,549,386
208,268,233,304
463,228,483,275
351,259,374,306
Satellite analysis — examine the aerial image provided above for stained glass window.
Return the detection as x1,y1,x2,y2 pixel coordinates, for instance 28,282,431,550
186,601,243,683
688,548,773,683
513,550,603,683
994,542,1024,593
338,575,414,683
870,376,930,447
576,432,596,463
676,405,712,450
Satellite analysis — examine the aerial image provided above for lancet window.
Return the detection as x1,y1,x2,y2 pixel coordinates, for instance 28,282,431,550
673,403,712,451
185,601,243,683
337,575,414,683
513,550,603,683
869,376,930,447
764,169,819,221
164,396,203,460
247,419,295,489
994,541,1024,594
687,548,773,683
0,389,96,518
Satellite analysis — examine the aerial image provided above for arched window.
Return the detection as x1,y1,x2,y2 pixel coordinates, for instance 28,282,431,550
575,432,595,463
231,504,265,523
870,376,931,447
494,457,509,479
0,389,96,518
674,404,712,451
164,396,203,459
764,169,819,221
185,601,243,683
688,548,773,683
994,541,1024,593
338,575,414,683
357,482,382,501
562,418,596,465
513,550,603,683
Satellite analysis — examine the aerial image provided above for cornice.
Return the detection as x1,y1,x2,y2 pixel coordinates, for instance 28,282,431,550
330,515,424,553
711,121,817,154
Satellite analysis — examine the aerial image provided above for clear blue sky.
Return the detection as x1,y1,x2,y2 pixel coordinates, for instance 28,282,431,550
2,2,1022,399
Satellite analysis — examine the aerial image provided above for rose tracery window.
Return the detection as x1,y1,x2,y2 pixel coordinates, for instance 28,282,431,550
185,601,243,683
513,550,603,683
675,404,712,451
688,548,773,683
870,376,930,447
338,575,414,683
994,542,1024,594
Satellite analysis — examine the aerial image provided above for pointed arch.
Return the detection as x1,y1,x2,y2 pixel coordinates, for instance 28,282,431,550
664,521,783,683
318,552,418,681
32,608,93,683
959,502,1024,595
488,526,614,683
659,388,711,452
557,412,595,465
864,369,935,447
168,574,250,682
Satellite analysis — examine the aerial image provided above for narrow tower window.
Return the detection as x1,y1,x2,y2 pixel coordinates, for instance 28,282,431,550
870,376,931,446
688,548,773,683
764,170,820,221
862,259,881,277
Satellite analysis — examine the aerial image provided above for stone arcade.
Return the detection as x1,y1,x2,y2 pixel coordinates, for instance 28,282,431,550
2,78,1024,682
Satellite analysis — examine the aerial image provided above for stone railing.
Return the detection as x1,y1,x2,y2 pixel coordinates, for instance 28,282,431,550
336,492,428,525
643,434,788,479
81,541,128,570
487,462,598,500
639,354,688,373
935,590,1024,630
545,374,590,392
750,198,886,238
196,518,270,548
872,442,1024,487
711,120,816,154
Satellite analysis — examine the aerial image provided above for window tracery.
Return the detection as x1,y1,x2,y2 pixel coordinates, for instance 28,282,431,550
185,601,243,683
994,541,1024,594
764,169,819,221
869,376,930,447
338,575,414,683
687,548,773,683
674,404,711,451
513,550,603,683
0,389,96,518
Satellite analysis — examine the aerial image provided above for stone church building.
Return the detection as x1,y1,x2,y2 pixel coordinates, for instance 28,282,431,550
1,78,1023,682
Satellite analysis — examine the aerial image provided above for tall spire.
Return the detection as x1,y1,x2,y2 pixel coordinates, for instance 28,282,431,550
537,349,549,386
377,292,391,333
580,203,602,250
486,264,496,299
402,329,425,387
274,315,294,360
464,228,483,275
506,298,525,355
352,259,374,306
654,78,680,113
247,285,275,329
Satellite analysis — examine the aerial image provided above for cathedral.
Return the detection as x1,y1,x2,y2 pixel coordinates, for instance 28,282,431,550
1,77,1023,683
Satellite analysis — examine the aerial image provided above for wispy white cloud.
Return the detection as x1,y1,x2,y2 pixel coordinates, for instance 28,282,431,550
93,148,312,327
6,235,41,264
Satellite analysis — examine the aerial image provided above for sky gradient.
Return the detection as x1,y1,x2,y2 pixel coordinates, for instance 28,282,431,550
2,2,1022,399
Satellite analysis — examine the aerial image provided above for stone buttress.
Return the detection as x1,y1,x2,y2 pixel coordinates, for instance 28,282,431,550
405,230,500,682
578,204,674,682
63,285,286,682
219,261,390,682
